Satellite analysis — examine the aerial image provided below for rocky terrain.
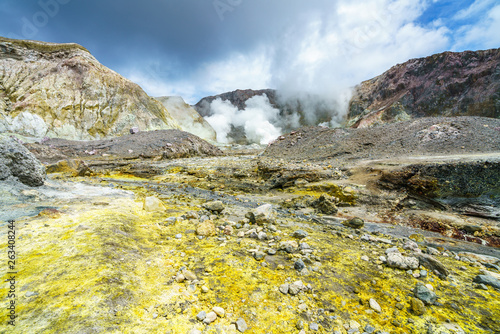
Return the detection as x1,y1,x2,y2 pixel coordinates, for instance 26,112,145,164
348,48,500,128
156,96,217,142
0,114,499,333
0,37,180,140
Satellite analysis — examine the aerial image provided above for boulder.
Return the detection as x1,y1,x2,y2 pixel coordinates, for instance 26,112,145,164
0,136,46,186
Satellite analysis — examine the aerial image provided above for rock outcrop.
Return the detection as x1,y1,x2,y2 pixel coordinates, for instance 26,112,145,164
0,36,180,140
0,134,46,186
156,96,216,142
348,48,500,127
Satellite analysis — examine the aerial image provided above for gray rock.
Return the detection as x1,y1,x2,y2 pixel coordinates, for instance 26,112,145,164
387,252,419,270
364,324,376,333
203,311,217,324
294,259,306,271
293,229,308,239
414,284,437,305
473,275,500,290
196,310,207,321
247,204,275,225
257,231,268,240
267,249,277,255
279,283,289,294
342,217,364,229
175,233,182,239
236,318,248,332
309,322,319,331
202,201,225,213
417,254,449,278
403,239,421,253
0,136,46,186
313,194,338,214
253,251,266,261
0,162,10,180
369,298,381,313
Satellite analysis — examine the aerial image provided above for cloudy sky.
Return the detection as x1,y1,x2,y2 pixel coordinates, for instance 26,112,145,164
0,0,499,104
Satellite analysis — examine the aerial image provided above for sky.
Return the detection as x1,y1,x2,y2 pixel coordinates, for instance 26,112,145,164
0,0,499,104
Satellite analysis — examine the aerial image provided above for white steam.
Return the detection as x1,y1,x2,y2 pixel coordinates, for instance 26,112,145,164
205,95,282,145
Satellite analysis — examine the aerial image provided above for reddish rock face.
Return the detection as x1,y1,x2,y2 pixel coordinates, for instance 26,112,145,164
348,48,500,127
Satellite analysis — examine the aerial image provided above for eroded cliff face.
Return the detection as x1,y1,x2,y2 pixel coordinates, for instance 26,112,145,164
348,48,500,128
0,37,180,140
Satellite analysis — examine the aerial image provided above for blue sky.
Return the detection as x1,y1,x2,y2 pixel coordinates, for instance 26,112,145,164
0,0,499,103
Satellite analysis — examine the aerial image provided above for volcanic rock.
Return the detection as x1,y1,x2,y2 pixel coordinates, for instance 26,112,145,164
0,37,180,140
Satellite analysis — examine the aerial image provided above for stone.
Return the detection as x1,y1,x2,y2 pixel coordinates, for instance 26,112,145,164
403,239,421,253
247,204,275,225
313,194,338,214
414,283,437,305
175,233,182,239
143,196,166,212
293,230,308,239
387,252,419,270
0,136,46,186
294,259,306,271
309,322,319,331
257,231,268,240
186,211,199,219
196,220,216,237
201,286,209,293
473,275,500,290
188,329,202,334
203,311,217,324
196,311,207,321
213,306,225,317
129,127,139,134
279,240,299,253
175,273,186,283
182,269,197,281
279,283,289,294
417,254,449,278
236,318,248,332
342,217,364,229
410,297,426,315
253,251,266,261
369,298,381,313
202,201,225,213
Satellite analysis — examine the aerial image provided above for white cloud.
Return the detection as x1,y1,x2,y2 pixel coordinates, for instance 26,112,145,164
453,4,500,50
454,0,495,20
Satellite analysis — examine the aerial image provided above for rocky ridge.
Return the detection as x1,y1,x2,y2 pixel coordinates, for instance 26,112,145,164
0,36,180,140
348,48,500,127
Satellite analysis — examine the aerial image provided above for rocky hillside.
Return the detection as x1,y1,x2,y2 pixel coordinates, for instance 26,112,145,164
348,48,500,128
156,96,216,142
0,37,180,140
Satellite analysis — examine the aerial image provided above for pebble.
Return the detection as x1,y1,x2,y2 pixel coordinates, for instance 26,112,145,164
414,283,437,305
293,229,308,239
188,329,202,334
203,311,217,324
296,320,304,329
294,259,306,271
196,311,207,321
369,298,381,313
309,322,319,331
279,284,289,294
411,297,426,316
361,255,370,262
213,306,225,317
175,233,182,239
342,217,364,229
236,318,248,332
267,249,277,255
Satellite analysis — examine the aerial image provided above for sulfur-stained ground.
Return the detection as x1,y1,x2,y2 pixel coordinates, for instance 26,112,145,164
1,154,500,334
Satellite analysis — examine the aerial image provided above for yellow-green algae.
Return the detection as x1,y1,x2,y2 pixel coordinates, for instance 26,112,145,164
1,172,499,334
